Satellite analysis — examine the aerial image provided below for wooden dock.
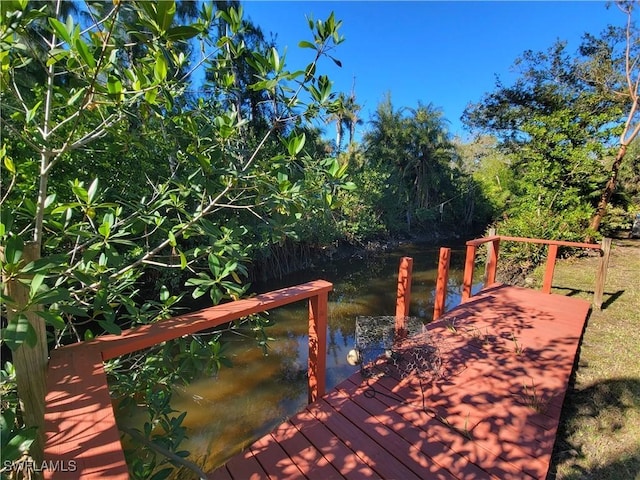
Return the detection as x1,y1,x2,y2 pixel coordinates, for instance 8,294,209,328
209,284,591,480
43,235,606,479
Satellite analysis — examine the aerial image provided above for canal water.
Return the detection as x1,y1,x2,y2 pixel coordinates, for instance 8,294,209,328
129,241,482,475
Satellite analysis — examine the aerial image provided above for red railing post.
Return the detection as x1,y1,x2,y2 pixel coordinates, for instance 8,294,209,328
433,248,451,320
395,257,413,336
542,244,559,293
485,238,500,287
461,244,477,302
308,291,328,403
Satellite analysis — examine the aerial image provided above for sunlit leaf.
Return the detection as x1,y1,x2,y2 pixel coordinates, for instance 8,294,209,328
166,26,200,41
48,18,72,44
74,38,96,69
154,53,167,82
298,40,316,50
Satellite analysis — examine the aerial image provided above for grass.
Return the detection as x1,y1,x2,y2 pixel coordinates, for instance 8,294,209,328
542,238,640,480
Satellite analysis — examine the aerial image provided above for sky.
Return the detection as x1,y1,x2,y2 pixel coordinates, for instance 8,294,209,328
239,1,624,141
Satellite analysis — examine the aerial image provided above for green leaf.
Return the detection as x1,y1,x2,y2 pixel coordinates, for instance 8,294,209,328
71,181,88,202
48,18,72,44
29,274,45,300
35,311,65,329
156,0,176,32
87,178,99,202
30,288,70,306
168,230,176,247
107,76,123,101
287,133,306,156
25,101,42,124
329,55,342,68
2,314,33,351
74,38,96,69
341,181,357,191
1,426,36,462
160,285,169,302
4,236,23,265
154,53,167,82
3,154,16,176
97,320,121,335
165,26,201,41
298,40,316,50
208,253,221,276
98,221,110,239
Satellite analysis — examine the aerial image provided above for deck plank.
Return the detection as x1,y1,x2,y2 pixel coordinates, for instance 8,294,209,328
210,284,591,480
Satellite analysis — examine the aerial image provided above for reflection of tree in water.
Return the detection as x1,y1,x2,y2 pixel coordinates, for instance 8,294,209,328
272,334,307,399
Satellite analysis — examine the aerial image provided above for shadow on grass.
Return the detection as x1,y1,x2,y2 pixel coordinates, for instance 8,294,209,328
552,286,625,310
549,377,640,480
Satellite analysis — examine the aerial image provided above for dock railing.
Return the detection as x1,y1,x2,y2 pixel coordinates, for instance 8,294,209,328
44,280,332,479
432,235,610,320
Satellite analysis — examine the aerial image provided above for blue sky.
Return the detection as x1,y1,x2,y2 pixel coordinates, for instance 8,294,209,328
240,1,624,141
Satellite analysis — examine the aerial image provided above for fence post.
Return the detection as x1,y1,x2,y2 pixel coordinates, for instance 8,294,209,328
485,237,500,287
593,237,612,310
433,248,451,320
483,228,496,284
542,244,559,294
395,257,413,337
308,291,328,403
461,244,477,302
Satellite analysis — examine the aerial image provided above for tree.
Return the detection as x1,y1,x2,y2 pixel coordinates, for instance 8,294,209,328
585,1,640,234
362,95,467,234
1,0,348,472
464,2,640,240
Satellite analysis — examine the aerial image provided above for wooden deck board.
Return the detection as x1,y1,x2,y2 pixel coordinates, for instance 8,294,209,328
210,284,591,479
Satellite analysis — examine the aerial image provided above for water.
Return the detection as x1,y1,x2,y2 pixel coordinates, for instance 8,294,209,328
127,242,480,474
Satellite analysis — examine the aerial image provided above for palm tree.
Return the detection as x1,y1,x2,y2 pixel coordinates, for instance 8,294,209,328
327,86,363,152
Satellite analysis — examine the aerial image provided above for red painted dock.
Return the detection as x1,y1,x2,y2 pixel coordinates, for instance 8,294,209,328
209,284,591,480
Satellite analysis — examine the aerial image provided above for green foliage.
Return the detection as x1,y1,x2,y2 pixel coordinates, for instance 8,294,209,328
1,362,36,479
355,95,487,237
463,35,629,265
1,0,350,476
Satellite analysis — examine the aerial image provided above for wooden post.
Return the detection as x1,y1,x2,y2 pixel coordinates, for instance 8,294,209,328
395,257,413,336
461,244,477,302
483,228,496,284
433,248,451,320
308,291,328,403
542,244,559,294
485,238,500,287
593,237,612,310
3,242,48,463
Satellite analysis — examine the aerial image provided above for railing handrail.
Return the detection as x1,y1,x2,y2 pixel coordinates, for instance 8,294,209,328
44,280,332,479
466,235,601,250
459,235,609,308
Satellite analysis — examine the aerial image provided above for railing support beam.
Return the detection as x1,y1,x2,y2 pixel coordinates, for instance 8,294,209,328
433,248,451,320
461,244,477,302
395,257,413,336
308,291,328,403
485,238,500,287
542,244,559,294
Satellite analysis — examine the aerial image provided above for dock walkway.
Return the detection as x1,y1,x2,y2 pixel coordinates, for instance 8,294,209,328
210,284,591,480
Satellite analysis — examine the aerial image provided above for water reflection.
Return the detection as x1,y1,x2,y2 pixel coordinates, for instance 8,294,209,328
134,243,481,475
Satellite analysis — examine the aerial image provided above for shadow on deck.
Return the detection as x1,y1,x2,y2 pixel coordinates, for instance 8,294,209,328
42,235,608,479
210,284,591,480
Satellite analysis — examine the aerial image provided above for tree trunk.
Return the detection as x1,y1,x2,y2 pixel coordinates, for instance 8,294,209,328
589,144,627,235
3,242,48,463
